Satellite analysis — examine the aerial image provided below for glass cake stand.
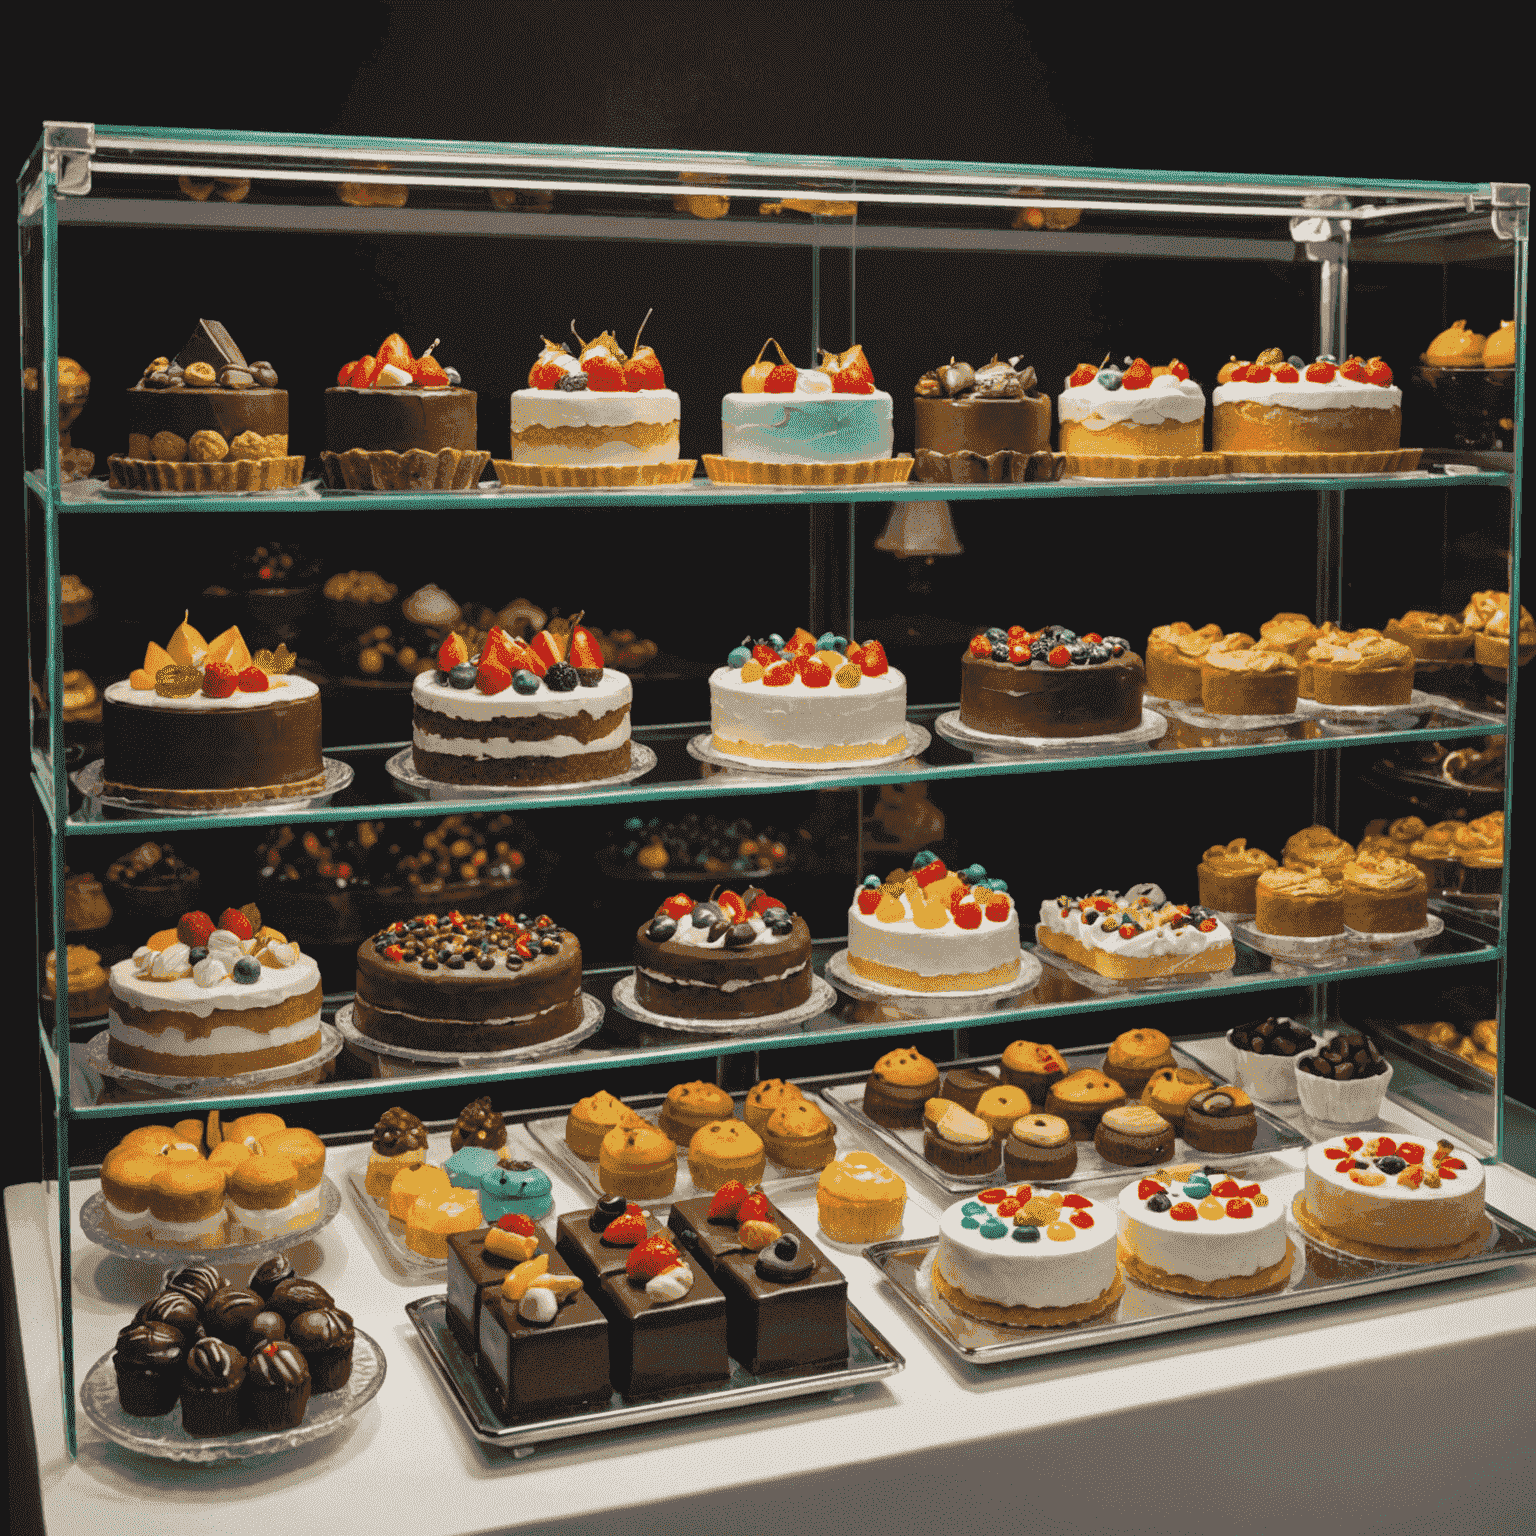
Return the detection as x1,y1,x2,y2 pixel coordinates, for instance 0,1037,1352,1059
386,744,657,801
933,708,1166,760
1145,698,1307,731
822,947,1043,1017
71,757,352,818
686,724,932,779
608,971,837,1036
77,1022,344,1101
1297,691,1436,732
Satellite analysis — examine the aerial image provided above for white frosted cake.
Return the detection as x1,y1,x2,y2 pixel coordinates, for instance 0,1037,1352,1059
1036,885,1234,981
1213,354,1401,454
1057,363,1206,457
509,388,680,466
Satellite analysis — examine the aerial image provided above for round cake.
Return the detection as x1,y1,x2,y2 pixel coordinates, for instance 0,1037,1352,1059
1057,358,1205,457
1145,622,1223,702
633,887,812,1021
912,354,1051,457
1036,886,1234,980
1117,1168,1293,1296
352,910,584,1052
959,625,1143,739
934,1185,1121,1325
709,628,905,764
847,852,1020,992
1212,351,1401,455
1299,628,1415,706
721,341,892,463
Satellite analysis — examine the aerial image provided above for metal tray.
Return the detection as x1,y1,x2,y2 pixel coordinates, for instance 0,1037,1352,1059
406,1292,902,1452
818,1043,1305,1197
864,1161,1536,1363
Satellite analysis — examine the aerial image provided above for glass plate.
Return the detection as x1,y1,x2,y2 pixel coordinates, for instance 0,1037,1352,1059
72,757,353,818
386,744,657,800
79,1177,342,1265
608,971,837,1035
78,1328,386,1462
344,1165,457,1279
933,707,1167,759
79,1021,344,1096
1233,922,1351,967
685,723,932,778
822,946,1044,1013
1033,941,1236,994
1344,915,1446,952
1148,698,1306,730
70,478,326,502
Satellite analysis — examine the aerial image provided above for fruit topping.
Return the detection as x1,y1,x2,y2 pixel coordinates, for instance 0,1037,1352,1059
742,338,794,393
1137,1179,1166,1201
824,343,876,394
1068,363,1098,388
738,1218,782,1250
707,1180,749,1219
626,1234,685,1279
602,1211,648,1246
737,1190,771,1226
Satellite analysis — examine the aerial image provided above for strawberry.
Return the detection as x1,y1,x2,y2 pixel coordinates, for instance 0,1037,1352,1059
751,892,785,914
1247,364,1272,383
1212,1179,1241,1198
829,343,876,394
1007,641,1031,664
801,659,833,688
764,363,798,393
859,641,889,678
1366,1137,1396,1157
1012,1185,1032,1202
410,355,451,388
236,666,269,692
716,890,748,923
1137,1179,1166,1200
1169,1202,1198,1222
476,656,512,695
1306,360,1338,383
968,634,992,659
663,893,695,920
479,627,517,672
626,1234,684,1279
789,628,819,653
1440,1157,1466,1171
1118,924,1139,939
1228,362,1250,383
376,332,414,372
1068,364,1098,388
201,662,237,698
1397,1164,1425,1189
383,944,404,962
1169,360,1190,381
624,349,666,390
1343,1136,1363,1151
1323,1145,1349,1159
856,889,881,915
602,1212,648,1246
1226,1198,1253,1219
568,626,604,673
952,903,982,930
1060,1194,1091,1209
1122,357,1153,390
1069,1210,1094,1229
1339,357,1369,383
1082,632,1102,644
1363,356,1393,387
351,354,377,387
762,661,796,687
1397,1142,1425,1165
337,359,362,386
1198,918,1218,932
914,859,948,888
438,633,470,671
176,910,216,948
218,907,254,940
495,1212,538,1237
1274,364,1300,383
707,1180,749,1219
984,900,1011,922
978,1188,1006,1204
582,352,627,391
751,643,781,668
843,640,865,667
737,1190,771,1225
503,635,546,677
529,628,565,671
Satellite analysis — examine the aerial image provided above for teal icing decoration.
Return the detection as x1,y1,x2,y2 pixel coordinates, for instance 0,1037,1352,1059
960,1201,987,1217
910,851,935,868
961,1216,981,1230
979,1218,1008,1240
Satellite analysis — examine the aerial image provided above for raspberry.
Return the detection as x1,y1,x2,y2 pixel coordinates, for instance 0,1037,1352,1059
801,659,832,688
708,1181,748,1219
1363,357,1393,386
762,661,796,687
1068,364,1098,387
218,907,254,940
952,903,982,930
1047,645,1071,668
1273,364,1300,383
857,889,881,915
968,634,992,658
582,354,627,391
201,661,237,698
235,666,269,692
476,657,512,695
859,641,889,677
626,1235,684,1279
763,363,798,392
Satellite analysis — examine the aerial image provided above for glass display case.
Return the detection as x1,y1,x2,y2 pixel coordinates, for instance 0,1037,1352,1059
22,123,1525,1455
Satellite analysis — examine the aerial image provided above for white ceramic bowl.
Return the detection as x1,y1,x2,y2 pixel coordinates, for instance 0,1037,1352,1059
1293,1041,1394,1124
1225,1031,1304,1102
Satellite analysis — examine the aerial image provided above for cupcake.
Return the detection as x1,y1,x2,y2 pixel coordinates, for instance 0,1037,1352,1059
1282,826,1355,879
938,1066,1000,1113
1094,1103,1175,1166
658,1081,737,1144
365,1106,428,1201
923,1100,997,1177
817,1153,907,1244
998,1041,1068,1099
113,1322,186,1417
450,1095,507,1153
1043,1069,1126,1140
243,1339,312,1430
743,1078,806,1134
862,1046,940,1128
133,1288,204,1344
248,1255,295,1303
761,1100,837,1170
1003,1113,1078,1182
1101,1028,1176,1095
162,1262,226,1308
244,1310,287,1350
287,1307,355,1393
973,1084,1032,1141
1140,1066,1213,1130
266,1277,336,1322
180,1337,246,1436
686,1119,766,1191
1182,1087,1258,1153
598,1123,678,1201
564,1090,646,1159
1197,838,1278,915
200,1287,266,1347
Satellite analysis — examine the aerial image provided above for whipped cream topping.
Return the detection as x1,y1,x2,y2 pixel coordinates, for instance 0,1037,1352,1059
1038,885,1231,961
1058,373,1205,428
413,667,631,721
848,890,1021,979
111,946,320,1017
1213,375,1401,411
106,675,318,711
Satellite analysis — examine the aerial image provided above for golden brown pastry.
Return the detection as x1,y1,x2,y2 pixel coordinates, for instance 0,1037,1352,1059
1483,320,1516,369
1302,628,1415,706
761,1099,837,1170
1406,821,1462,889
1101,1028,1175,1095
1043,1069,1126,1140
1423,318,1486,367
972,1084,1032,1140
1140,1066,1213,1130
43,945,110,1019
1283,826,1355,878
1382,611,1473,661
1358,816,1427,861
1340,853,1428,934
565,1090,646,1160
686,1120,765,1192
598,1124,677,1200
1198,838,1278,913
1467,595,1535,671
1145,622,1223,702
1200,635,1300,716
743,1078,806,1134
1256,868,1344,937
999,1041,1069,1099
1258,612,1321,658
656,1081,736,1145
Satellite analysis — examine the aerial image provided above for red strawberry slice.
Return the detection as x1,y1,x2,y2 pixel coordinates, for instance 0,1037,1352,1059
1012,1185,1032,1201
1047,645,1072,668
1273,364,1300,382
529,629,565,671
438,633,470,671
1247,364,1273,383
1061,1194,1092,1209
1340,358,1369,383
995,1198,1022,1218
479,627,517,671
1137,1179,1166,1200
502,635,545,677
801,659,833,688
1069,1210,1094,1229
856,889,881,915
843,641,865,667
984,901,1011,923
495,1212,538,1237
476,657,512,695
1439,1157,1466,1170
568,627,605,673
1121,357,1153,391
763,363,797,393
1226,1199,1253,1219
1368,1136,1397,1157
858,641,889,678
376,333,414,371
830,344,876,394
762,661,796,687
1397,1142,1425,1165
602,1212,648,1246
1212,1179,1241,1198
1170,361,1190,380
978,1188,1006,1204
625,1234,683,1279
1439,1168,1459,1180
708,1180,749,1218
1323,1146,1349,1159
751,644,781,668
1238,1183,1259,1198
217,907,254,940
1068,364,1098,387
410,356,451,388
737,1191,771,1226
914,859,948,888
177,910,217,948
1363,357,1394,387
235,666,269,692
382,944,404,962
582,353,627,391
1343,1137,1364,1151
1335,1159,1357,1172
716,890,747,924
752,893,785,914
952,904,982,930
1169,1203,1197,1222
1305,361,1338,383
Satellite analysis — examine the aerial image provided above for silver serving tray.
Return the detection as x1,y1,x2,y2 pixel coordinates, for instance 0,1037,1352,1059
864,1160,1536,1363
820,1043,1305,1197
406,1292,902,1451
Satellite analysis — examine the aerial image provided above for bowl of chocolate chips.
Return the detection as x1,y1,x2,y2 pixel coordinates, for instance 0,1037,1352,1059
1226,1016,1314,1102
1294,1030,1394,1124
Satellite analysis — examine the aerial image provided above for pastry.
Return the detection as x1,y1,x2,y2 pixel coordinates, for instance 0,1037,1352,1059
761,1100,837,1171
816,1153,907,1243
1095,1104,1175,1166
939,1067,1000,1113
42,944,110,1019
656,1081,736,1144
1284,825,1355,878
287,1307,354,1393
719,340,893,464
101,1149,178,1235
1197,839,1278,914
179,1338,247,1436
1453,814,1504,894
247,1257,293,1303
146,1161,227,1248
564,1091,646,1160
709,627,907,764
1424,319,1487,367
226,1154,305,1242
242,1340,312,1429
1200,634,1300,716
960,625,1143,738
1465,593,1535,671
406,1189,484,1260
1145,622,1223,702
686,1120,766,1192
999,1041,1069,1100
862,1046,940,1128
848,853,1021,991
1301,628,1415,705
1213,350,1401,455
1101,1028,1176,1095
1036,885,1234,980
1341,853,1428,933
1405,820,1461,889
132,1288,204,1343
1003,1114,1078,1182
265,1277,336,1322
200,1287,265,1347
1139,1067,1213,1131
63,872,112,933
1043,1070,1126,1140
912,353,1051,471
450,1096,507,1153
634,887,813,1020
743,1078,806,1134
1359,816,1426,860
388,1164,452,1228
1057,356,1205,457
352,909,584,1053
474,1160,553,1223
445,1214,548,1355
113,1323,187,1417
1181,1087,1257,1154
1382,610,1474,661
923,1100,999,1176
1255,868,1344,937
973,1084,1032,1140
1257,612,1322,659
165,1262,228,1307
597,1124,678,1202
1483,320,1516,369
365,1106,427,1200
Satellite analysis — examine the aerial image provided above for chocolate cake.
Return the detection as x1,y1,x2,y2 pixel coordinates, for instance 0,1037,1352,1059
913,355,1051,457
447,1223,546,1356
477,1276,611,1420
959,627,1144,739
324,385,477,454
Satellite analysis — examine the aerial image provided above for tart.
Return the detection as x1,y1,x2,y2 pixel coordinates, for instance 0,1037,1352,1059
1197,839,1278,914
1467,594,1535,672
1144,622,1222,702
1341,853,1428,933
1255,868,1344,937
1454,814,1504,894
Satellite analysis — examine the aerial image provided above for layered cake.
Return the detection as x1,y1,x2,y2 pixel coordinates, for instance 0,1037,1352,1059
1057,357,1205,458
103,617,323,809
933,1185,1122,1326
1299,628,1415,705
412,614,631,787
109,320,302,492
1213,350,1402,456
324,331,487,490
1145,622,1223,702
912,354,1051,476
959,625,1143,738
1118,1168,1293,1296
352,910,584,1052
632,886,812,1021
718,340,893,463
847,852,1020,992
709,627,906,763
106,906,322,1078
510,319,680,466
1295,1134,1488,1258
1036,886,1234,980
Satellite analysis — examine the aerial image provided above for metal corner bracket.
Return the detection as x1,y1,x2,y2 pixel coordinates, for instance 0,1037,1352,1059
1491,183,1529,242
41,121,94,199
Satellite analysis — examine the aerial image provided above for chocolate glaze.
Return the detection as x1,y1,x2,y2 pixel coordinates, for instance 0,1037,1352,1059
248,1255,294,1301
597,1263,729,1397
200,1288,265,1344
184,1336,246,1388
114,1321,186,1372
134,1289,204,1342
959,649,1145,739
632,914,812,1022
914,395,1051,457
163,1263,227,1306
445,1222,554,1356
247,1338,309,1388
939,1067,1000,1113
476,1283,610,1420
325,387,477,452
556,1209,668,1290
126,385,288,448
267,1277,334,1321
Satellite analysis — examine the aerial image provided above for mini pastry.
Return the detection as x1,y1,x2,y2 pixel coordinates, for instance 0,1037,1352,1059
1302,628,1415,706
1200,635,1300,716
1424,318,1486,366
1282,826,1355,878
43,944,110,1019
200,1287,265,1346
164,1262,226,1307
939,1066,1000,1112
147,1161,227,1248
180,1338,246,1436
1094,1103,1176,1166
657,1080,737,1144
407,1189,484,1258
1044,1069,1126,1140
862,1046,940,1128
686,1120,766,1192
998,1041,1068,1099
1101,1028,1176,1095
248,1255,295,1302
1003,1113,1078,1182
1406,821,1461,889
113,1322,186,1417
973,1084,1032,1140
1258,612,1322,659
817,1152,907,1243
266,1277,336,1322
1484,319,1516,369
1360,815,1427,860
1140,1067,1213,1131
1255,868,1344,937
258,1128,326,1203
761,1100,837,1171
1182,1086,1258,1153
1454,814,1504,894
1341,853,1428,933
474,1159,554,1222
564,1090,646,1160
743,1078,805,1134
287,1307,355,1393
450,1095,507,1153
1145,622,1222,702
365,1105,427,1201
1471,599,1534,670
243,1339,312,1430
222,1112,287,1144
598,1123,678,1201
923,1100,998,1176
100,1149,165,1234
226,1154,303,1241
388,1163,452,1226
1382,610,1473,661
1197,839,1278,914
132,1288,204,1343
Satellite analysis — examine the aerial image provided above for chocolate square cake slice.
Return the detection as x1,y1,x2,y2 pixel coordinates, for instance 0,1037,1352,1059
446,1221,554,1359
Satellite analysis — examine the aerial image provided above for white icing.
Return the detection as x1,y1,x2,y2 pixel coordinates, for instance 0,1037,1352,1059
708,663,907,757
936,1194,1118,1310
518,1287,559,1324
637,961,808,992
151,944,192,981
412,668,631,722
192,956,230,988
1304,1139,1484,1206
106,1012,322,1058
147,1209,226,1244
720,391,894,462
104,675,320,711
414,722,630,759
645,1263,694,1302
1036,889,1231,962
1057,374,1206,429
847,891,1021,980
357,997,568,1028
1116,1178,1288,1282
102,1198,154,1231
1213,377,1401,411
109,949,320,1018
225,1195,305,1237
509,388,681,466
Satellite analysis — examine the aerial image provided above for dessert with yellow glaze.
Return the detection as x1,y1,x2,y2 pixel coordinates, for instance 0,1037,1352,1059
1257,612,1322,658
1043,1069,1127,1140
1341,853,1428,933
1101,1029,1176,1095
564,1090,647,1160
999,1041,1068,1099
1382,611,1473,661
598,1123,677,1201
743,1078,805,1134
657,1081,736,1145
1140,1067,1214,1131
973,1084,1033,1140
1423,319,1487,367
1300,628,1415,706
1198,839,1278,914
1483,320,1516,369
1283,826,1355,878
686,1120,766,1192
862,1046,940,1127
761,1100,837,1170
1256,868,1344,937
816,1152,907,1243
1003,1113,1078,1181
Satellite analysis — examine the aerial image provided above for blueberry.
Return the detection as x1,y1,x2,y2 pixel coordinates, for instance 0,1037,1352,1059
545,662,578,692
1376,1155,1406,1175
1012,1225,1041,1243
188,946,208,965
691,901,723,928
862,874,881,889
829,635,848,653
990,640,1009,662
646,915,678,942
1287,355,1305,368
231,957,261,984
1098,369,1123,391
766,912,795,935
727,646,751,668
984,627,1008,644
910,851,936,868
1147,1192,1173,1212
511,669,539,695
448,663,477,690
987,879,1007,893
1054,628,1078,643
556,372,587,391
1066,641,1088,665
767,633,785,649
1087,643,1112,665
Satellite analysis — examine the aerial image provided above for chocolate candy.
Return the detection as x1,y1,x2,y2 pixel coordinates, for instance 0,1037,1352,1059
756,1233,815,1283
590,1194,628,1232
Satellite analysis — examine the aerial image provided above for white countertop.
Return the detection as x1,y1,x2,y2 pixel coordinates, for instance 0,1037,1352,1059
9,1038,1536,1536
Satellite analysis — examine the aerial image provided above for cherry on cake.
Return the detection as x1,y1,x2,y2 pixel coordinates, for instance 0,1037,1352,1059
1057,356,1206,458
1213,350,1402,457
959,624,1143,738
1036,885,1234,980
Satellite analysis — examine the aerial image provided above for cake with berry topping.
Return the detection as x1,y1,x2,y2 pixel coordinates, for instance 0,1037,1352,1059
412,613,632,787
848,852,1021,992
106,906,322,1078
109,320,302,492
633,887,813,1021
933,1185,1122,1326
1212,349,1404,459
352,909,584,1052
709,627,907,764
1117,1168,1293,1297
1036,885,1234,981
959,625,1144,739
102,616,323,809
1057,357,1206,458
324,332,487,490
1295,1134,1488,1259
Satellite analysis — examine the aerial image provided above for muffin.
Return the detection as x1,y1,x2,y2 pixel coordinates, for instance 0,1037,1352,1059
923,1100,998,1176
743,1077,805,1134
1094,1103,1176,1166
761,1100,837,1170
817,1153,907,1244
598,1123,678,1201
147,1160,227,1248
657,1081,736,1145
1197,838,1278,914
939,1066,1000,1113
862,1046,940,1128
1258,612,1322,659
1282,826,1356,879
365,1106,429,1201
43,944,110,1019
565,1090,646,1160
243,1339,312,1430
180,1337,247,1436
113,1322,186,1417
450,1095,507,1153
998,1041,1068,1099
686,1119,766,1192
200,1287,266,1346
1145,622,1223,702
1255,868,1344,937
1140,1067,1213,1131
1043,1069,1126,1140
1182,1086,1258,1153
1101,1028,1176,1095
1406,821,1461,890
163,1262,227,1308
1003,1113,1078,1182
973,1084,1032,1140
1341,853,1428,933
287,1307,355,1393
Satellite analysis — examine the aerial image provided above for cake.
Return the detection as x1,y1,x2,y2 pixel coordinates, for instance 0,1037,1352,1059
743,1078,805,1134
938,1067,1000,1113
412,614,631,788
1257,612,1323,658
687,1121,766,1192
1341,853,1428,933
761,1100,837,1171
1003,1114,1078,1182
1118,1167,1293,1296
816,1153,906,1243
1057,356,1205,458
708,627,906,763
365,1106,428,1199
108,320,302,492
1255,868,1344,937
1213,350,1402,456
564,1091,647,1160
1283,826,1355,878
597,1125,677,1201
324,331,487,490
1181,1087,1257,1153
1463,591,1535,672
102,617,323,809
912,354,1052,476
862,1046,940,1128
1101,1028,1176,1094
1453,814,1504,894
106,907,322,1078
632,886,812,1020
848,851,1020,992
1295,1134,1488,1258
959,625,1143,738
446,1215,547,1355
509,319,681,467
933,1185,1122,1325
1299,628,1415,705
1042,1070,1126,1140
1200,635,1300,715
719,339,893,463
352,909,584,1053
1197,839,1278,914
1382,610,1474,661
1036,886,1234,980
1145,622,1223,701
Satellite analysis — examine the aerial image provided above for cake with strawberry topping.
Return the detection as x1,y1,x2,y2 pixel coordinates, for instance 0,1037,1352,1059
959,624,1144,739
709,627,907,764
1117,1167,1294,1297
1212,349,1403,458
102,615,324,809
1295,1134,1488,1259
633,886,813,1021
106,904,322,1078
934,1185,1122,1326
1037,885,1234,981
848,852,1021,992
411,612,631,787
1057,356,1206,458
324,332,488,490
